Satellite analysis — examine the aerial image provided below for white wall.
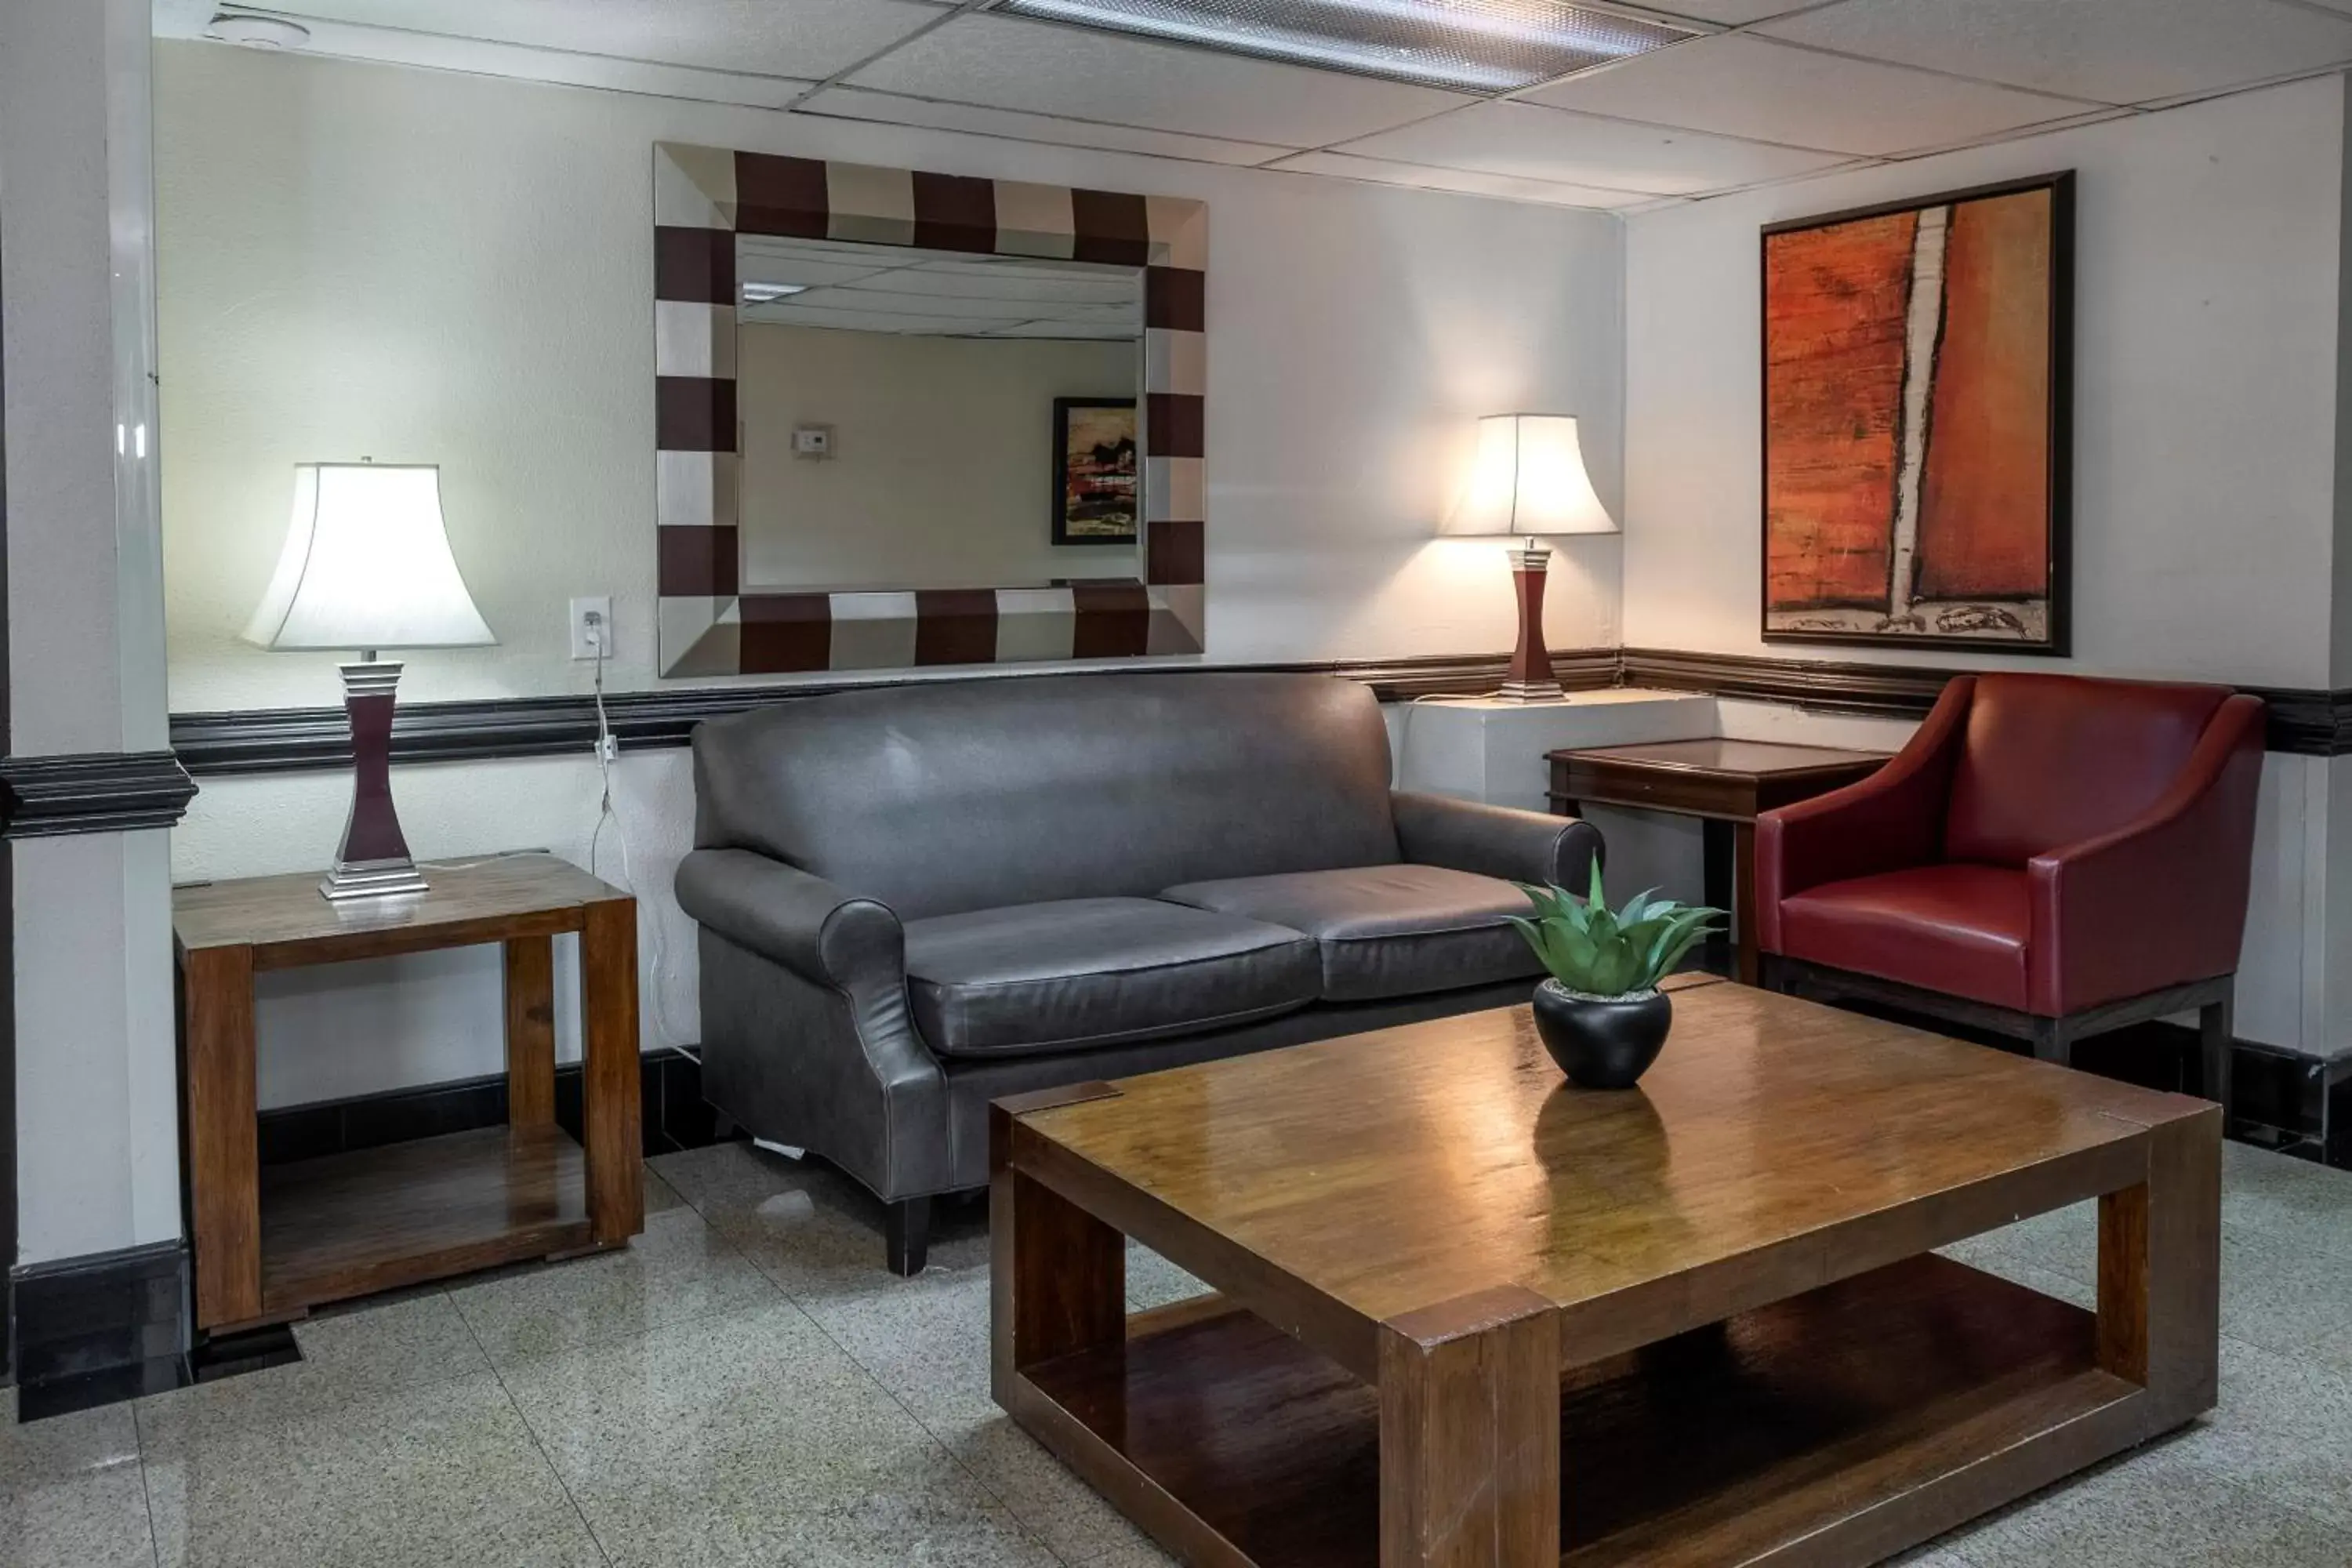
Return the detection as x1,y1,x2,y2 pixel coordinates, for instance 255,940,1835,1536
154,45,2352,1102
1621,78,2350,1054
1626,78,2345,687
157,40,1625,717
2,0,181,1265
737,325,1140,590
154,40,1626,1107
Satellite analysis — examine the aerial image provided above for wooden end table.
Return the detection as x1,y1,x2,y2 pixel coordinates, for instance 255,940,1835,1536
172,852,644,1332
992,977,2220,1567
1548,739,1887,984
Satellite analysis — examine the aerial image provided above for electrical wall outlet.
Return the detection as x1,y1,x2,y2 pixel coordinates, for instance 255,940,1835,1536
570,596,612,661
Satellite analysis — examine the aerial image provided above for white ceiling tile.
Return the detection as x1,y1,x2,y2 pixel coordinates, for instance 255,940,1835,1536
274,0,939,80
859,269,1140,304
1757,0,2352,106
1334,100,1857,195
796,85,1293,165
982,319,1135,338
844,13,1472,148
1630,0,1820,21
744,303,1002,332
791,285,1040,318
1271,151,1656,209
1523,34,2089,155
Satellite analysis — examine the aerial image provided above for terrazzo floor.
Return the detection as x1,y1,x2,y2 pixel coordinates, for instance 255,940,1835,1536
8,1135,2352,1567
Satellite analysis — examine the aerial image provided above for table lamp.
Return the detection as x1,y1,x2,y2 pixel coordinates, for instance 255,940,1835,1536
1443,414,1617,701
242,462,496,901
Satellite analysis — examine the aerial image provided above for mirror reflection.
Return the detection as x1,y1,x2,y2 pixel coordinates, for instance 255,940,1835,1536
733,234,1145,593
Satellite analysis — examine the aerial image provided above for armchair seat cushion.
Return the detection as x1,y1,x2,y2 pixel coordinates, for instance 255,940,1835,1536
1778,865,2031,1011
1160,864,1543,1002
902,898,1319,1060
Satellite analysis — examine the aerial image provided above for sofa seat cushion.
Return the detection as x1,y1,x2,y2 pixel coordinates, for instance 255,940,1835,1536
1777,864,2031,1011
1159,865,1542,1003
902,897,1319,1059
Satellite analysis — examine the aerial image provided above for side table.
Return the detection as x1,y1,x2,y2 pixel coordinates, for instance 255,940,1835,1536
1548,739,1886,984
172,852,644,1333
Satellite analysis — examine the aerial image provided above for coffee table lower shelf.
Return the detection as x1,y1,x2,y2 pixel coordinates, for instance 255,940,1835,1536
1002,1254,2156,1568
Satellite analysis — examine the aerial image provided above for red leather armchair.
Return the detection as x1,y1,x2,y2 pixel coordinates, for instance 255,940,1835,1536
1756,673,2266,1116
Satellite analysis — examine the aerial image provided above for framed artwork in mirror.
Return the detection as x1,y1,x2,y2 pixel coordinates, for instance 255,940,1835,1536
1051,397,1138,546
652,143,1206,677
1761,172,2072,654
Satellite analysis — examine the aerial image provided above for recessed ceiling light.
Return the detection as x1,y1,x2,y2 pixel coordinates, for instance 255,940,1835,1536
992,0,1693,94
205,12,312,49
742,282,811,303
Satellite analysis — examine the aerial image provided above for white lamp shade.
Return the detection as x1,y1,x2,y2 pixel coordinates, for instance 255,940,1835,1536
1443,414,1617,538
241,463,496,651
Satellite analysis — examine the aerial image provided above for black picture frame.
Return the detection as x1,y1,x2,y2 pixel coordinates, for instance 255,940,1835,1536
1051,396,1140,547
1759,171,2074,655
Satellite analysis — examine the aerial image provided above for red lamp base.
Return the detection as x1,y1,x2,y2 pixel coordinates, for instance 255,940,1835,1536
1499,545,1564,702
320,658,428,902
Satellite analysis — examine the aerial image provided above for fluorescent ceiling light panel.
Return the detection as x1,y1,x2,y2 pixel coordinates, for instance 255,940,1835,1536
741,281,811,302
993,0,1693,93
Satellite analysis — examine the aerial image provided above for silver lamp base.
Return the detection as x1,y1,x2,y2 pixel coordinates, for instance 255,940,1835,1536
1494,676,1567,702
320,855,430,902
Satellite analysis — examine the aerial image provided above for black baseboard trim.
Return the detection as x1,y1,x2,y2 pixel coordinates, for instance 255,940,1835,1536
9,1049,713,1422
256,1045,718,1167
170,647,2346,775
0,750,198,836
10,1239,191,1407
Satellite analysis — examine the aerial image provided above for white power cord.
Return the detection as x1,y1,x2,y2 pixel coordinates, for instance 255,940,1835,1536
583,611,695,1058
1389,691,1457,789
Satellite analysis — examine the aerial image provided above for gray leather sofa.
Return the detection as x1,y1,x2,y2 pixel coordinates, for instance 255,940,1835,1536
674,671,1602,1273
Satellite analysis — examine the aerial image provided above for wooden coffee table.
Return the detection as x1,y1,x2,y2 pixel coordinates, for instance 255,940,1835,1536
990,975,2219,1568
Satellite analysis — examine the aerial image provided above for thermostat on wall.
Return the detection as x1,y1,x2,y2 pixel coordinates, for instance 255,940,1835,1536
792,425,832,458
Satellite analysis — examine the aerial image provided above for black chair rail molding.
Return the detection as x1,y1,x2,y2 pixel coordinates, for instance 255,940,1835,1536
169,651,1628,775
1616,647,2344,755
0,750,199,837
169,648,2346,775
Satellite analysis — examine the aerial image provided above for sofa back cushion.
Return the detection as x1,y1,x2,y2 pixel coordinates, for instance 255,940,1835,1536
1944,673,2234,867
692,672,1401,918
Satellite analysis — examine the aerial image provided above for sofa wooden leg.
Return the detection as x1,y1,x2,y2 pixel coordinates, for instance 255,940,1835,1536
2198,994,2234,1127
884,1196,931,1278
2031,1017,2072,1067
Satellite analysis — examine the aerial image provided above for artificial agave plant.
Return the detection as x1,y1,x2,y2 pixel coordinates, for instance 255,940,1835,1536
1509,862,1725,1000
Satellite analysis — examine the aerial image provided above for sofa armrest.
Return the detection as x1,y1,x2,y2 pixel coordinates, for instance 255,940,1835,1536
2026,693,2266,1014
1755,677,1975,953
1392,790,1604,889
674,848,905,992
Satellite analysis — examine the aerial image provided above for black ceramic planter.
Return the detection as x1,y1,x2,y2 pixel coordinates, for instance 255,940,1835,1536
1531,981,1672,1089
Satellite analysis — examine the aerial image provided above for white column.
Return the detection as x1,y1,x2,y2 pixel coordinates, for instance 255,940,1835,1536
1,0,180,1265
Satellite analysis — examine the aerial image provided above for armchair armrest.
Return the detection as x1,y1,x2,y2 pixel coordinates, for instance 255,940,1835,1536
1392,790,1603,888
674,848,905,991
2026,693,2266,1014
1755,677,1974,953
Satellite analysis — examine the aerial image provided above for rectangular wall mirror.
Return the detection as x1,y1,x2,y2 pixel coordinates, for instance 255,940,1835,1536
652,145,1206,678
736,238,1143,590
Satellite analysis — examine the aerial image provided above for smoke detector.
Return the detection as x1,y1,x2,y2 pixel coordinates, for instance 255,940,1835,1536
205,13,312,49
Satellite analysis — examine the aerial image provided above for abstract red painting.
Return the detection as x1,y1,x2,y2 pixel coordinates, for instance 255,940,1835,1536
1762,175,2072,652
